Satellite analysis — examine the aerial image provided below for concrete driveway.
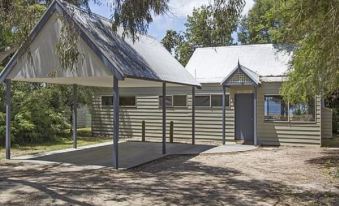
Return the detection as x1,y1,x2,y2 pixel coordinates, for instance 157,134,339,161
14,141,256,169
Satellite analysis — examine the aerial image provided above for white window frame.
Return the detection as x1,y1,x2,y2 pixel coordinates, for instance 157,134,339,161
264,94,317,123
195,93,230,108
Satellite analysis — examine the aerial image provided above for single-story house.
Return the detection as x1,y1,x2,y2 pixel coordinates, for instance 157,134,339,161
92,44,333,146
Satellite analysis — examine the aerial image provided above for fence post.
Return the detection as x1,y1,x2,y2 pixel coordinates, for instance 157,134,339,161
142,120,145,142
170,121,174,143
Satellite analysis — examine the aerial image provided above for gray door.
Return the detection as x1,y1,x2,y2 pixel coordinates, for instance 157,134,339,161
235,93,254,144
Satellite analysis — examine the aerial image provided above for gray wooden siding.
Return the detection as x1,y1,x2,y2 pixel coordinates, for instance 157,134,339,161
256,82,321,146
92,82,323,146
321,107,333,139
92,85,235,143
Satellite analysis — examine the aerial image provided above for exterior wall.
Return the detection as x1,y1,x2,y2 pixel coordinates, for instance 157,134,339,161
321,107,333,139
92,84,234,143
92,82,323,146
77,105,92,128
256,82,321,146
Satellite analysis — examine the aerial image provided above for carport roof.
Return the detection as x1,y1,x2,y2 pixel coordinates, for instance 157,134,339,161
0,0,200,87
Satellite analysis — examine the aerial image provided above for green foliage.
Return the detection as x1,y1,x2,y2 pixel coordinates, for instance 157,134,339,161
112,0,169,41
238,0,339,103
162,0,244,66
55,15,83,72
279,0,339,102
0,82,93,146
237,0,283,44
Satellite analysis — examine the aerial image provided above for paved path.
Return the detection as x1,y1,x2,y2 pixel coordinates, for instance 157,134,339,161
14,141,257,169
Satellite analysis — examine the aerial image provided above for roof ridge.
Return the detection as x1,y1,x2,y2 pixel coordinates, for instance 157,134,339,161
195,44,274,50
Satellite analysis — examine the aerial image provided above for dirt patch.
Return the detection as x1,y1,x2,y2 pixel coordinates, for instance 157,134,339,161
0,147,338,205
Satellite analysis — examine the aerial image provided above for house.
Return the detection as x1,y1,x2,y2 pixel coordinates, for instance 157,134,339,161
92,44,333,146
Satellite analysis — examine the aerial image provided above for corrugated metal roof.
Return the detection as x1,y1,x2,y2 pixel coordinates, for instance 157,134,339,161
0,0,200,87
185,44,292,83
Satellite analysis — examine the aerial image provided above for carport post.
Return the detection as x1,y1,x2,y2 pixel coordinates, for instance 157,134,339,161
254,86,257,145
222,86,226,145
162,82,166,154
192,86,195,145
72,84,78,149
113,76,120,169
5,79,11,159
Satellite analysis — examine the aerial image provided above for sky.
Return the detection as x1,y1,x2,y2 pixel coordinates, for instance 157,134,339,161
89,0,254,41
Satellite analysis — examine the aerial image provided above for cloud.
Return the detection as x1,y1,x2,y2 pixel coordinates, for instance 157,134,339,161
166,0,254,17
167,0,211,17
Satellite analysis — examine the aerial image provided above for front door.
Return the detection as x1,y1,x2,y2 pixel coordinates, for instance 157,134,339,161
235,93,254,144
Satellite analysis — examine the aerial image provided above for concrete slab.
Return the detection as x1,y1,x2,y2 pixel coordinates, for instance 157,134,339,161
14,141,257,169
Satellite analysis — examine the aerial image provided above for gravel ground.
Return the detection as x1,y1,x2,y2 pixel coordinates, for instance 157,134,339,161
0,146,338,206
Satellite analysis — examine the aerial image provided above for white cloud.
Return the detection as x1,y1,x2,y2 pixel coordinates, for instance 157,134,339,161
167,0,254,18
168,0,211,17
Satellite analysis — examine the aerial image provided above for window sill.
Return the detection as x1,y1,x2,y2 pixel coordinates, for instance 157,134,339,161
264,120,317,124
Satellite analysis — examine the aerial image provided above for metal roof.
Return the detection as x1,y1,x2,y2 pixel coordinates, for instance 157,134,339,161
0,0,200,87
185,44,292,84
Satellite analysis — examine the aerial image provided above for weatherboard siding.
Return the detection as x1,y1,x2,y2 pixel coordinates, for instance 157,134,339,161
92,85,235,143
92,82,323,146
321,107,333,139
256,82,321,146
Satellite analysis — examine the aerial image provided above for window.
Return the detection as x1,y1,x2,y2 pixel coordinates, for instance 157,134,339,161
195,95,210,107
264,96,288,121
211,95,230,107
289,98,315,122
101,96,136,107
120,96,136,107
264,96,315,122
159,96,173,107
173,95,187,107
102,96,113,106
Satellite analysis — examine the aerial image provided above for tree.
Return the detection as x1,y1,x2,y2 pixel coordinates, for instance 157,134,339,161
238,0,339,103
277,0,339,102
162,0,245,66
237,0,284,44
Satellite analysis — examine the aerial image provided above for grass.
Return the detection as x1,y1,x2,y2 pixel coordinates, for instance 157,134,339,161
0,128,111,160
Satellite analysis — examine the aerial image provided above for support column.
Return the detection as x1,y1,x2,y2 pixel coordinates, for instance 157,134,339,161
162,82,166,154
113,76,119,169
222,86,226,145
5,79,11,159
254,86,257,145
72,84,78,149
192,86,195,145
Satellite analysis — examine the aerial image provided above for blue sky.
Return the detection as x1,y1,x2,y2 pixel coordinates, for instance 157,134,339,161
89,0,254,41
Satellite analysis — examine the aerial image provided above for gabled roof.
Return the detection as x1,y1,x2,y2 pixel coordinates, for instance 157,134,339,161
185,44,293,84
0,0,200,87
221,62,260,86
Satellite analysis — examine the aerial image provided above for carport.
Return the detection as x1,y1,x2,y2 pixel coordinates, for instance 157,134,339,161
0,0,200,169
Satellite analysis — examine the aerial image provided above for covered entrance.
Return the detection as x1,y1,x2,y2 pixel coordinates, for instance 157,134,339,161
221,61,259,145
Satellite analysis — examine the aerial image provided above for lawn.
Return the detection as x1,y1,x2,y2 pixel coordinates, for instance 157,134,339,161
0,128,112,160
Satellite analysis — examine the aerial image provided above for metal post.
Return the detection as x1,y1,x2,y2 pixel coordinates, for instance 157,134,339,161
162,82,166,154
192,86,195,145
222,86,226,145
113,76,119,169
5,79,11,159
142,120,145,142
170,121,174,143
72,84,78,149
254,87,257,145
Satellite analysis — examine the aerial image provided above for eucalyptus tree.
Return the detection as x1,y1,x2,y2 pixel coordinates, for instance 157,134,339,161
162,0,245,66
